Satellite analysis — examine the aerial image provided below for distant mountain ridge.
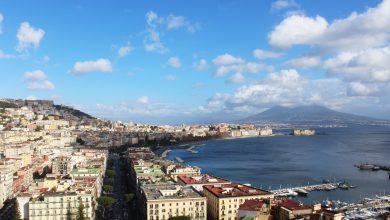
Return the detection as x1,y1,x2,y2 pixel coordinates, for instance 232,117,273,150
240,105,387,127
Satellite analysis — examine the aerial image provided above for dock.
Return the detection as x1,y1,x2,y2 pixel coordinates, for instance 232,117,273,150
186,145,201,154
271,183,340,197
175,157,184,163
161,149,171,158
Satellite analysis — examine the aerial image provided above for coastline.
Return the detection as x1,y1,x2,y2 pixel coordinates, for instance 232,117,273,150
157,134,287,157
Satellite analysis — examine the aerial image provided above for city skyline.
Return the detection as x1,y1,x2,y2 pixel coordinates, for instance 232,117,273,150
1,0,390,123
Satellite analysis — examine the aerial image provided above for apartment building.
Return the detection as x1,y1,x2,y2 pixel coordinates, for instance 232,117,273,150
52,156,73,175
141,184,207,220
202,184,274,220
27,192,94,220
177,174,231,192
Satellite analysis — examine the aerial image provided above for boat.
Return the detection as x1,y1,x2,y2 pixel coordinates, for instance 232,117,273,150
372,166,380,171
339,181,350,190
357,163,374,170
295,189,309,196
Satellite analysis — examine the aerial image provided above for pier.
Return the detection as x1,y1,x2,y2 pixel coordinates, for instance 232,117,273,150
175,157,184,163
161,149,171,158
271,183,340,197
186,145,199,154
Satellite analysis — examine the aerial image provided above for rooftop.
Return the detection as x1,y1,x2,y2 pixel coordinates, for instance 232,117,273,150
177,174,231,185
238,199,268,211
279,199,312,211
142,184,204,201
203,184,273,198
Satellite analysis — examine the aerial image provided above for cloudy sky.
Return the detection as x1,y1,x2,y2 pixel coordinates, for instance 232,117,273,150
1,0,390,123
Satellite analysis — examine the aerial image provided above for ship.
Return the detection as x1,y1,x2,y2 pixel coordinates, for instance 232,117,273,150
355,163,374,170
295,188,309,196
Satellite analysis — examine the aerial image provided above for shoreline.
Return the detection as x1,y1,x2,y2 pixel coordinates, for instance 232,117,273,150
157,134,286,157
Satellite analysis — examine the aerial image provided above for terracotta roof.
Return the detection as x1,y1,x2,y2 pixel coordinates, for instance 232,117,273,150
238,199,267,211
279,199,312,211
203,184,273,198
177,174,230,185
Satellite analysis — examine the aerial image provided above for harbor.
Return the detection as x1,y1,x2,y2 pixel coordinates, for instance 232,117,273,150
270,179,361,197
324,195,390,219
271,182,342,197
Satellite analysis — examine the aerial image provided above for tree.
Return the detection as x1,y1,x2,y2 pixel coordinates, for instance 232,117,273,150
97,196,115,207
104,178,114,185
103,185,113,193
12,200,21,220
105,169,116,178
124,193,135,204
97,196,116,218
76,200,85,220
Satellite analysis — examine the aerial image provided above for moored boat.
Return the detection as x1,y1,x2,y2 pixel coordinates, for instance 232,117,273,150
295,188,309,196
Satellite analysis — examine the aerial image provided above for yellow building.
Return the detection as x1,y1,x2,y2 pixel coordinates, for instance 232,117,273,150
27,192,93,220
202,184,274,220
141,184,207,220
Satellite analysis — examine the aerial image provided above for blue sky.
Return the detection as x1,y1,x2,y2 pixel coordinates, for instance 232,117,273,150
1,0,390,123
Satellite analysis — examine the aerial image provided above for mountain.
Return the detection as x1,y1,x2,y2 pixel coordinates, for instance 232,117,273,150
240,105,388,127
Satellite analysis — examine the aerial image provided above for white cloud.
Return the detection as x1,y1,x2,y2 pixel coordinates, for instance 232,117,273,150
16,22,45,51
284,56,321,69
166,15,199,32
0,13,3,34
213,53,244,65
198,93,231,113
214,61,272,77
347,82,377,96
24,70,46,81
71,58,113,75
0,50,15,59
268,15,328,48
118,43,134,58
323,46,390,82
269,0,390,51
199,69,358,114
164,75,177,81
212,53,273,77
28,80,55,90
146,11,163,27
144,28,168,53
271,0,299,11
167,57,182,68
193,59,209,71
226,73,245,84
253,49,283,59
137,96,150,105
144,11,199,53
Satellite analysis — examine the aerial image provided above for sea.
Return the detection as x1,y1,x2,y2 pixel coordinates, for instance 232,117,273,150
167,125,390,204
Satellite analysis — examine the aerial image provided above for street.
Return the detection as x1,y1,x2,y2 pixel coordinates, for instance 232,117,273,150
111,153,129,220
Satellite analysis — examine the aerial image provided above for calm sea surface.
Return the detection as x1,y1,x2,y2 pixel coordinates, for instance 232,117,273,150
167,126,390,203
